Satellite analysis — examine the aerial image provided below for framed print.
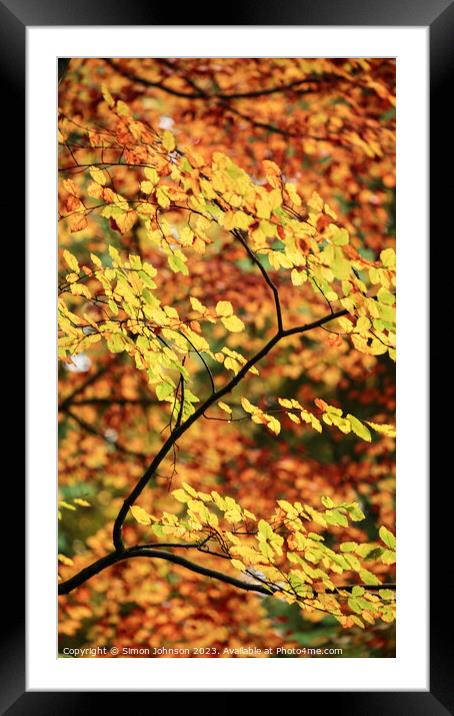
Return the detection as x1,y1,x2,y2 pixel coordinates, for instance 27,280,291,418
3,0,449,709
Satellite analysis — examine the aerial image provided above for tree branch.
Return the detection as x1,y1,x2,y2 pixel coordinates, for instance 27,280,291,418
222,102,328,141
233,229,283,332
58,547,274,596
63,407,148,460
59,362,112,411
105,59,330,143
105,58,326,101
174,375,185,430
112,308,348,552
58,58,71,86
177,330,215,395
281,312,348,338
58,543,396,598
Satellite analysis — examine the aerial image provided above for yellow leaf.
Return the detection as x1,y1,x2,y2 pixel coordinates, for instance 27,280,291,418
308,191,323,212
116,100,130,116
63,178,79,196
172,489,191,503
162,130,176,152
266,415,281,435
157,186,171,209
59,500,77,512
58,554,74,566
262,159,281,186
231,559,246,572
140,180,154,194
73,498,91,507
240,397,256,414
180,226,194,246
218,401,232,415
221,315,245,332
115,211,137,234
329,225,349,246
68,214,88,232
324,202,337,220
366,421,396,438
356,316,371,333
143,261,157,278
101,82,115,108
144,167,159,185
89,165,108,186
130,505,152,526
63,250,79,273
277,500,299,518
291,269,307,286
216,300,233,317
380,248,396,268
182,481,198,497
70,283,91,299
87,181,104,198
190,296,207,314
285,182,302,206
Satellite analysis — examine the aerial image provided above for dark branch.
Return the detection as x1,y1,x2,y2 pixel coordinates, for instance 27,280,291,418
58,547,274,596
174,376,185,430
58,58,71,86
59,363,111,411
112,308,348,552
105,59,330,143
63,407,148,460
106,58,327,101
58,543,396,598
177,330,215,395
281,312,348,338
233,229,283,332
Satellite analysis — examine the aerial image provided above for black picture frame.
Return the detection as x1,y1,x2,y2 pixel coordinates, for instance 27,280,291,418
5,0,449,711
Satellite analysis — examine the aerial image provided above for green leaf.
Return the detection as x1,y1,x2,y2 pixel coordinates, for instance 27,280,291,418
325,509,348,528
379,526,396,549
345,502,366,522
168,254,189,275
348,597,362,614
377,287,395,305
330,226,349,246
156,381,174,401
379,589,395,600
258,519,274,541
347,414,372,442
321,496,334,509
106,334,126,353
259,541,274,561
351,586,365,597
359,569,381,586
331,247,351,280
381,549,396,565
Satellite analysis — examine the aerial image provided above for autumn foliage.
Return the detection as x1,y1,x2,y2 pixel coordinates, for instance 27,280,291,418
58,58,396,658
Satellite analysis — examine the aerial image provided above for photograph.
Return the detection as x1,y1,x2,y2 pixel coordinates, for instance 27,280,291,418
57,56,397,660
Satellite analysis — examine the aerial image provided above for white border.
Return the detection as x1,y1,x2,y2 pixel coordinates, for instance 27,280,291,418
27,27,428,691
